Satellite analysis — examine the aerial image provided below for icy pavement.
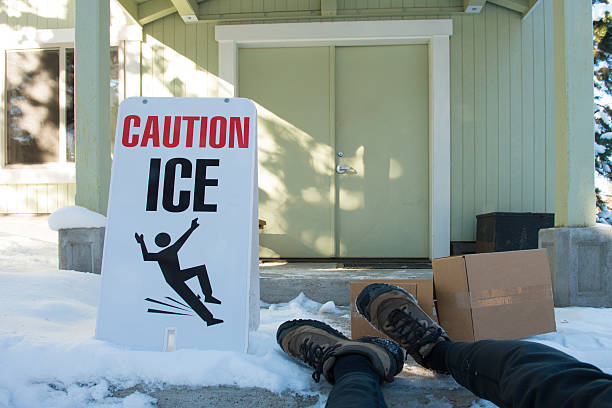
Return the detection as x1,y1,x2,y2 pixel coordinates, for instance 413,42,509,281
0,231,611,407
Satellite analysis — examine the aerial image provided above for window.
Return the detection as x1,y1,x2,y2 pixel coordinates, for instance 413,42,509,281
6,49,60,164
5,46,119,166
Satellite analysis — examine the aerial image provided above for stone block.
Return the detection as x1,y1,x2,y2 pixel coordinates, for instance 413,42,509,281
59,227,105,274
539,225,612,307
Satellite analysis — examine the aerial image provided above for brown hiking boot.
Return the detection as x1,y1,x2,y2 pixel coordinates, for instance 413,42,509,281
276,319,405,384
356,283,451,369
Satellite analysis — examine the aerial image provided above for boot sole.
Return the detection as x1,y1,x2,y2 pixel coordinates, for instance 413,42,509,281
358,336,406,377
276,319,348,347
355,283,415,322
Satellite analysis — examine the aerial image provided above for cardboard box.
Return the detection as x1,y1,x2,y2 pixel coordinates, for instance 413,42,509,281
433,249,556,342
350,279,434,340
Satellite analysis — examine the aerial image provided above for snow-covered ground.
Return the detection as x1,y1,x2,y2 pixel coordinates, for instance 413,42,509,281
0,232,611,408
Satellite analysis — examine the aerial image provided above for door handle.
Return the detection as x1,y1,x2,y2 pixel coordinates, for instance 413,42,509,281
336,164,355,174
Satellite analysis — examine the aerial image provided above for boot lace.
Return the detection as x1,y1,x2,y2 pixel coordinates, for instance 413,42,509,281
299,338,341,382
385,307,444,359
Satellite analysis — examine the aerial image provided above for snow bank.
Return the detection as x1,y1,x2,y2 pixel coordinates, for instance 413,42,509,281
48,206,107,231
0,269,344,408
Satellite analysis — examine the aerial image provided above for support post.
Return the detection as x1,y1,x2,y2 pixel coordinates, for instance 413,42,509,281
539,0,611,308
553,0,595,227
75,0,111,215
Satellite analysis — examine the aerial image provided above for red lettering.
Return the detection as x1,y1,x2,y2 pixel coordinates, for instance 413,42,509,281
209,116,226,148
183,116,199,148
163,116,181,148
199,117,208,147
229,117,249,148
141,116,160,147
122,115,140,147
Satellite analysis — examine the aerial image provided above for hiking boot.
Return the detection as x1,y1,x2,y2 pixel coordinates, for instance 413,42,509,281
276,319,404,384
356,283,450,369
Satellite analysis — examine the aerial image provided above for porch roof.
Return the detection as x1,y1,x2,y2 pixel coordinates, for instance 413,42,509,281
117,0,539,26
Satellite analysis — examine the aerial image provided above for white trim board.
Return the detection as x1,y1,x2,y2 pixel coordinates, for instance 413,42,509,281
215,20,452,259
0,26,142,50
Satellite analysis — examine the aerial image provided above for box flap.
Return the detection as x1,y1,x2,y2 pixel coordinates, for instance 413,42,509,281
432,256,475,342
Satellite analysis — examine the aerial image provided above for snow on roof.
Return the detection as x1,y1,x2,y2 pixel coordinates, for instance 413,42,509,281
48,205,107,231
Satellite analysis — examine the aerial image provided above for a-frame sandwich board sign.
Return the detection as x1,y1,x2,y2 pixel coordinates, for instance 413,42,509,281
96,97,257,352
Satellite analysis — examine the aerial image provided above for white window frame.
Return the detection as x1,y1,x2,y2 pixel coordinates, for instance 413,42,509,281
215,20,452,259
0,26,141,184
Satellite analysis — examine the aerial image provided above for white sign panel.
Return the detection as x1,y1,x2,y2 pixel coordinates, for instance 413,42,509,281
96,97,257,352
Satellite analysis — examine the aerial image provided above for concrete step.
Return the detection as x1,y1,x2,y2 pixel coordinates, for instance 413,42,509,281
260,262,433,305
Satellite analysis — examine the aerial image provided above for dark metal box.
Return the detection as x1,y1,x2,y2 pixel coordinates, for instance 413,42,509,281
476,212,554,253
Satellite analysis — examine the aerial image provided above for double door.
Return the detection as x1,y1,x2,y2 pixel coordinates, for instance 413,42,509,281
239,45,429,258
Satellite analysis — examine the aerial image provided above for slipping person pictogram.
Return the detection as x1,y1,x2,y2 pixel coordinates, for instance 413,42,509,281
135,218,223,326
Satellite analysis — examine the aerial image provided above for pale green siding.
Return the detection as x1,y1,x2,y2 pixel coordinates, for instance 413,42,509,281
0,184,75,214
0,0,75,29
141,0,554,242
449,1,555,240
142,16,219,97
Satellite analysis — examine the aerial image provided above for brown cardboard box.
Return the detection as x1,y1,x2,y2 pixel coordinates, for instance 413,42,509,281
350,279,434,340
433,249,556,342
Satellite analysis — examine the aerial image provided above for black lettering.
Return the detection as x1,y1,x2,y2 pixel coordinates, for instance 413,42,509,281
146,158,162,211
162,158,192,212
193,159,219,212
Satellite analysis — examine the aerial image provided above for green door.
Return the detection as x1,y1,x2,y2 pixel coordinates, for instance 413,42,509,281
239,45,429,258
239,47,335,257
335,45,429,257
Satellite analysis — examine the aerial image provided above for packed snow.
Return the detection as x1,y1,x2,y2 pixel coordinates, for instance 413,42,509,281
48,206,107,231
0,232,611,408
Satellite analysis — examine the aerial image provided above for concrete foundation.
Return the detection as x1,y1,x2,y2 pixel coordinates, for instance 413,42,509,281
59,227,106,274
539,225,612,307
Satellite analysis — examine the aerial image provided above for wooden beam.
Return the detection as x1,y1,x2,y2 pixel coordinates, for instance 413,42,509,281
198,7,464,22
487,0,529,14
117,0,140,23
462,0,486,13
321,0,337,16
170,0,199,22
138,0,176,25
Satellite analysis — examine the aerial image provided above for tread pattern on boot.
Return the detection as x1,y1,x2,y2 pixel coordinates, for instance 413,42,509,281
357,336,406,373
276,319,348,346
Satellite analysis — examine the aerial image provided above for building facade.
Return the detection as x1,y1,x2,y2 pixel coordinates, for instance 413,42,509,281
0,0,590,260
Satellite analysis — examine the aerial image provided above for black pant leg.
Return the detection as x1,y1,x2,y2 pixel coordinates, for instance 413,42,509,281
325,354,388,408
444,340,612,408
325,372,387,408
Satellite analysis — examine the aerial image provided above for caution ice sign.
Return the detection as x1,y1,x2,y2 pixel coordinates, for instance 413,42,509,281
96,97,257,352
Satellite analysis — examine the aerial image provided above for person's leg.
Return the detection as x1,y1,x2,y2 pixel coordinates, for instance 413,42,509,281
428,339,612,408
357,283,612,408
325,355,387,408
276,320,403,408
